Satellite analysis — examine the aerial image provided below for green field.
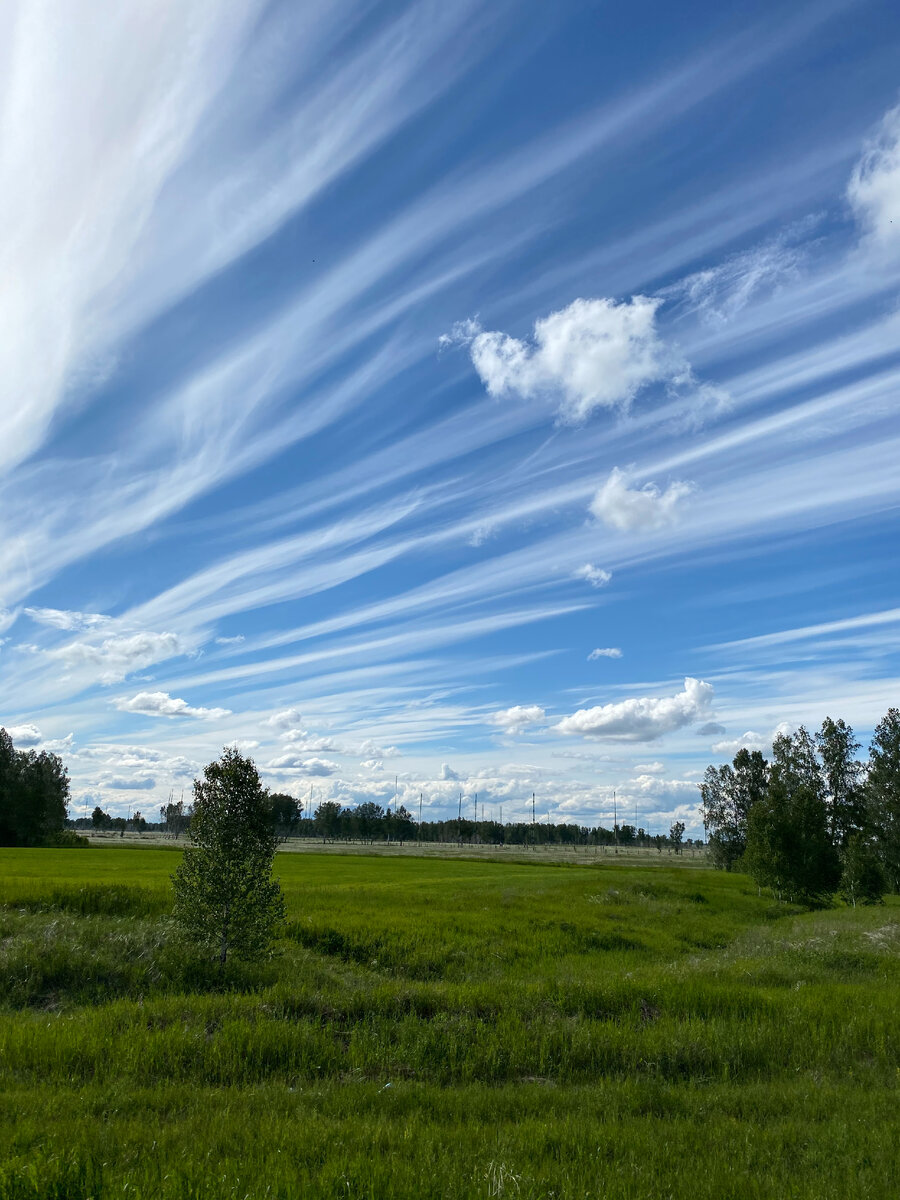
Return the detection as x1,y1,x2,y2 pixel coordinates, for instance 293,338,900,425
0,847,897,1199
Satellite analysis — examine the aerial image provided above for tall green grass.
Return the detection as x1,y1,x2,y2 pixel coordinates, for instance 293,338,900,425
0,847,897,1198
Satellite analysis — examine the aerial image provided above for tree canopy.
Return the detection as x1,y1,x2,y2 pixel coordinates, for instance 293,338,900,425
0,728,70,847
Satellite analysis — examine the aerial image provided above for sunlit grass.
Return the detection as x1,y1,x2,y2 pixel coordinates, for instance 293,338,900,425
0,847,897,1198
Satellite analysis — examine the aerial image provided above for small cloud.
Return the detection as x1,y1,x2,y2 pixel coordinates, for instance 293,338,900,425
53,631,182,682
490,705,546,735
711,722,793,757
574,564,612,588
449,296,681,423
225,739,259,752
264,707,302,730
5,722,42,748
696,721,726,737
0,610,17,636
588,647,622,660
555,677,713,742
358,739,402,759
590,468,694,533
360,759,384,771
215,635,245,646
103,775,156,791
115,691,230,719
268,755,339,776
440,763,460,781
633,761,665,775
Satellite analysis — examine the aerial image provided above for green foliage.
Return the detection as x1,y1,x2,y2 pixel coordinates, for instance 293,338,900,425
839,832,887,907
866,707,900,891
745,765,840,905
700,748,768,870
816,717,865,846
0,729,69,848
172,749,285,964
669,820,685,853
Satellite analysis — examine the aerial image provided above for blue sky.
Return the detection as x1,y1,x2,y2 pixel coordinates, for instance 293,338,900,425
2,0,900,833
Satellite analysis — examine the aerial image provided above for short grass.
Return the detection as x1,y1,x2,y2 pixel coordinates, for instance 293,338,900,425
0,847,897,1199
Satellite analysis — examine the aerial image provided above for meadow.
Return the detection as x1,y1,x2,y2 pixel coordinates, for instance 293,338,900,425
0,846,897,1199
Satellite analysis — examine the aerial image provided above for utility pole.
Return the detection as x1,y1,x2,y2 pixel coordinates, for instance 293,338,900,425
458,792,462,847
613,790,618,854
473,791,477,843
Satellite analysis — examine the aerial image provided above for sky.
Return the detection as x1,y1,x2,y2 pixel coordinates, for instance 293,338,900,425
2,0,900,835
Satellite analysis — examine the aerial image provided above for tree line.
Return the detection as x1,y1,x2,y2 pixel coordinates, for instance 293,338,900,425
700,709,900,904
83,794,694,852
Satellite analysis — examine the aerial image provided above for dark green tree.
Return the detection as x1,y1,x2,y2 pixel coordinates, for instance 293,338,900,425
314,800,342,842
0,729,70,847
816,717,865,847
839,832,886,907
91,806,111,829
745,734,840,904
268,792,300,840
865,708,900,892
669,820,685,854
172,749,285,965
699,748,768,870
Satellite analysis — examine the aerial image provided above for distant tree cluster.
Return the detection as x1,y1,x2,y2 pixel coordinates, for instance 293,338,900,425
701,710,900,905
0,728,70,847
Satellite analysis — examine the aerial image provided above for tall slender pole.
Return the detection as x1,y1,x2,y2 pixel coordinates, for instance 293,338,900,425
613,789,618,854
419,792,423,852
458,792,462,846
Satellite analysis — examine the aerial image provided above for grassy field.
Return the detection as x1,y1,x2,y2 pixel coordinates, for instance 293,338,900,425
0,846,897,1199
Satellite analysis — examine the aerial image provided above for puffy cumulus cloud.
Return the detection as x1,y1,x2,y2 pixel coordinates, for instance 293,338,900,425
360,759,384,771
574,564,612,588
24,607,110,631
268,754,339,776
115,691,230,719
440,763,461,781
633,761,665,775
453,297,680,423
848,104,900,252
590,468,694,533
53,630,182,682
555,677,714,742
281,728,344,753
225,739,259,752
264,708,303,730
358,739,402,759
490,705,546,735
588,647,622,660
711,722,793,758
5,722,43,747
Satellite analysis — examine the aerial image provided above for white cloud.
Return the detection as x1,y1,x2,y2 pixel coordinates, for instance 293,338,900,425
696,722,726,736
5,722,43,748
440,763,461,781
358,739,402,759
115,691,230,719
54,631,182,682
490,705,546,735
215,634,245,646
455,296,680,422
711,722,793,757
265,708,303,730
555,677,714,742
848,104,900,252
281,728,344,753
25,607,110,631
589,467,694,532
268,754,339,776
633,761,665,774
574,564,612,588
588,647,622,660
0,610,17,636
102,775,156,791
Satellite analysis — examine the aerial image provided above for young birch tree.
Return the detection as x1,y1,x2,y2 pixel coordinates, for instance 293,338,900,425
172,748,285,965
